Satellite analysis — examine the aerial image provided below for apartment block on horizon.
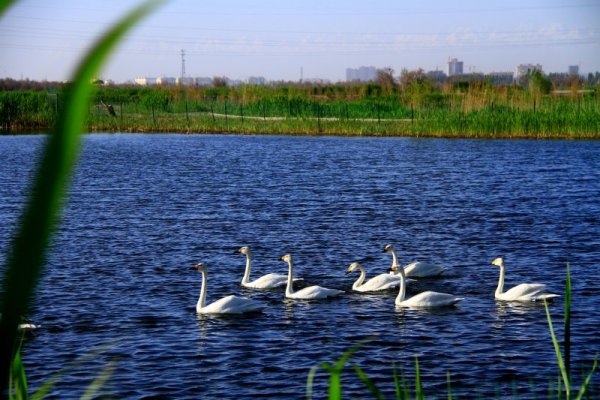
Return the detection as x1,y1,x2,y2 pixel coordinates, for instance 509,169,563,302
346,66,377,82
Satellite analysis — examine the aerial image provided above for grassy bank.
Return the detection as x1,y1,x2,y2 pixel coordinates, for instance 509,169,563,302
2,83,599,139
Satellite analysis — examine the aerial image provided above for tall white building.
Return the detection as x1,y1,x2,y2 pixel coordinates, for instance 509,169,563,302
448,58,463,76
134,76,156,86
515,64,543,80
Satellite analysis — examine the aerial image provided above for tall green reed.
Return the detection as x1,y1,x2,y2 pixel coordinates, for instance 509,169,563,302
544,265,597,400
0,1,164,397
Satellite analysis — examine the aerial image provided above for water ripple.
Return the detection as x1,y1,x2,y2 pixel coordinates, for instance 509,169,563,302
1,134,598,398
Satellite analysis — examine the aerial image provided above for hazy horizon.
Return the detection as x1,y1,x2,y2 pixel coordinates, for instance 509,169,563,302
1,0,599,83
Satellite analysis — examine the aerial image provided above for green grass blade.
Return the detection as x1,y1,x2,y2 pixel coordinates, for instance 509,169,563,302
574,355,597,400
306,365,320,400
545,298,571,397
9,347,28,400
29,343,113,400
415,357,424,400
392,364,403,400
306,339,373,400
80,359,118,400
564,264,571,381
307,362,332,400
0,0,164,393
327,340,371,400
0,0,18,17
447,371,453,400
352,363,384,400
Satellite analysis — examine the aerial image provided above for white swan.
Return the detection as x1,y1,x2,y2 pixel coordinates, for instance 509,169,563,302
279,254,343,299
394,256,463,308
191,262,264,314
384,244,445,278
235,246,291,289
347,262,401,292
491,257,560,301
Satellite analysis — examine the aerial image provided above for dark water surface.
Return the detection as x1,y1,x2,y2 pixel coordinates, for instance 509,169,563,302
1,134,599,399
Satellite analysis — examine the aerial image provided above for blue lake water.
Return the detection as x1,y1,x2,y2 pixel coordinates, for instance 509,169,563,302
1,133,599,398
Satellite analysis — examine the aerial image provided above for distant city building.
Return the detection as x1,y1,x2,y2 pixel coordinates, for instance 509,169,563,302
195,77,213,86
134,76,156,86
247,76,267,85
515,64,543,80
156,76,176,85
448,58,463,76
304,78,332,84
346,66,377,82
568,65,579,75
486,72,514,85
426,70,447,81
176,77,194,86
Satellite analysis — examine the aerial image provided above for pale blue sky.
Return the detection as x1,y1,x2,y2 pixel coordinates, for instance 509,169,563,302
1,0,599,83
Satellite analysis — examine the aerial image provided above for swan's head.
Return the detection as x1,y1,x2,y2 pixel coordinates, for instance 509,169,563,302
388,264,398,273
491,257,504,267
279,254,292,263
383,244,394,253
235,246,250,255
191,262,206,272
346,262,362,274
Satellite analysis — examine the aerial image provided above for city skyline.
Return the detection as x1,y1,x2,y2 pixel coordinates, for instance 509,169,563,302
1,0,599,83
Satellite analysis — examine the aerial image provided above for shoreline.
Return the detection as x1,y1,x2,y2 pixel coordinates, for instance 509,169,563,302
4,123,598,140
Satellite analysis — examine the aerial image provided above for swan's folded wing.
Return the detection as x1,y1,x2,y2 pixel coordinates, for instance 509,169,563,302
399,291,463,307
403,262,445,278
293,285,343,299
360,273,401,291
246,273,288,289
502,283,547,300
202,295,264,314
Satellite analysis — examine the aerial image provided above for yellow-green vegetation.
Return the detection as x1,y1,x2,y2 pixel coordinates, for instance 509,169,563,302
2,78,599,139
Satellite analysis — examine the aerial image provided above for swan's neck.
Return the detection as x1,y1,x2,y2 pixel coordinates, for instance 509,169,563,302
395,267,407,304
197,270,207,311
496,265,505,296
391,248,399,267
390,248,400,274
241,252,252,284
352,266,367,290
285,259,295,296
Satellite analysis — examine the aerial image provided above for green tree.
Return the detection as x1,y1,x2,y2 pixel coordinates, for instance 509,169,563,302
528,69,552,96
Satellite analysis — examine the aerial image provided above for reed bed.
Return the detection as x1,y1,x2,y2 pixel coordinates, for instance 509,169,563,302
2,83,599,139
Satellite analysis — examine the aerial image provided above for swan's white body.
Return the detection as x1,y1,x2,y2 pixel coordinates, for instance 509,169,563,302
192,263,264,314
347,262,400,292
280,254,343,299
392,249,463,308
402,261,445,278
491,257,560,302
384,244,444,278
235,246,291,289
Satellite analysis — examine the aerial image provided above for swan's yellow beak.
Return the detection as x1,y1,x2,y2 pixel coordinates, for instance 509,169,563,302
389,265,398,272
279,255,285,261
191,262,203,270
